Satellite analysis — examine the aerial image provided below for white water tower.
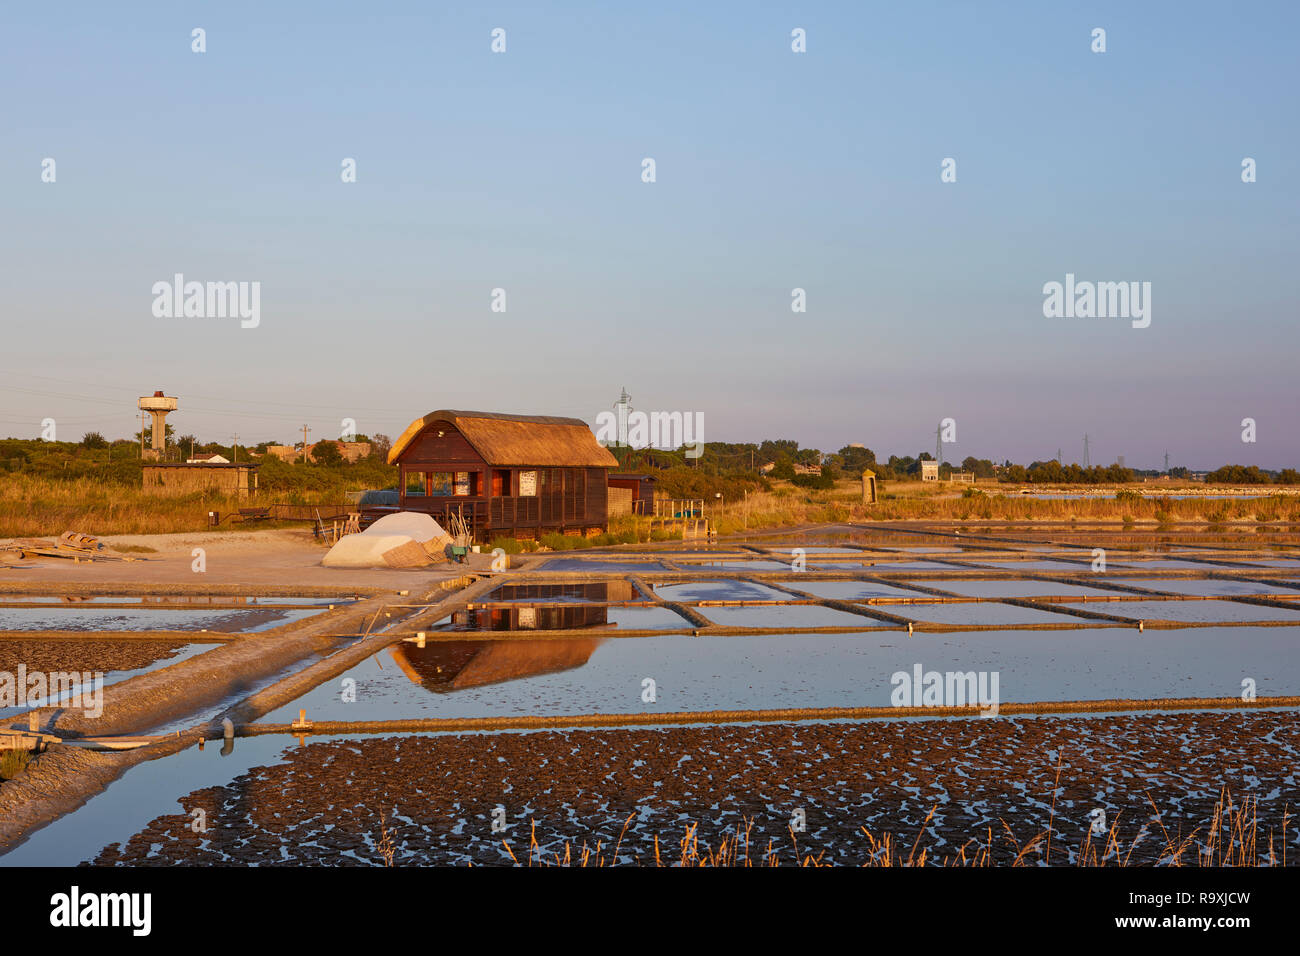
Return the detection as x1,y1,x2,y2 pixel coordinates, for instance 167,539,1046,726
614,387,633,448
138,390,178,460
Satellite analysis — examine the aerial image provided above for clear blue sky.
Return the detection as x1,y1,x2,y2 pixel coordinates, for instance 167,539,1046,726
2,1,1296,469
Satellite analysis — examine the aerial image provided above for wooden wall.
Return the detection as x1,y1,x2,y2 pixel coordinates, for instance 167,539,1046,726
142,465,256,498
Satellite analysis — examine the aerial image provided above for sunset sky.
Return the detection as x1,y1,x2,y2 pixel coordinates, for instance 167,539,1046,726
2,1,1296,469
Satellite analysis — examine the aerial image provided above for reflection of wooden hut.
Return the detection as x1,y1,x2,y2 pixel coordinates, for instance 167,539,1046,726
385,410,618,540
446,580,636,631
389,638,603,692
452,604,611,631
489,581,636,604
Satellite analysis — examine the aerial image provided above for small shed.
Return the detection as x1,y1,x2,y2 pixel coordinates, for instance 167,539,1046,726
142,462,258,498
386,410,618,539
608,472,657,515
861,469,877,504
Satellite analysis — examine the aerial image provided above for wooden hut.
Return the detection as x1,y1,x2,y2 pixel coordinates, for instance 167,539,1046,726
384,410,618,539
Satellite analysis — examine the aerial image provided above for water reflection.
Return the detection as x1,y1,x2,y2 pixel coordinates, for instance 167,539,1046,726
389,638,604,693
399,582,636,692
446,581,638,631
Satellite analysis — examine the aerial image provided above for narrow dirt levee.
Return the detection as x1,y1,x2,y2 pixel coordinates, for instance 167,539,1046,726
0,573,497,858
10,595,396,738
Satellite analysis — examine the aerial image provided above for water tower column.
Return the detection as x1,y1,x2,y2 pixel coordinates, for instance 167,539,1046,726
137,391,179,461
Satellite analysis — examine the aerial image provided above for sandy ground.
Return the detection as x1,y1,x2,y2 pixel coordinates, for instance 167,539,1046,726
89,710,1300,866
0,529,470,592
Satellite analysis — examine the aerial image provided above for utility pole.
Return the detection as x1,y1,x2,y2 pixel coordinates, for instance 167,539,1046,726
231,434,239,464
1083,434,1091,469
1164,450,1170,473
301,424,311,464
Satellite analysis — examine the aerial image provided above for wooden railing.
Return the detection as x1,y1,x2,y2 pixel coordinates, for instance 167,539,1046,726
633,498,705,518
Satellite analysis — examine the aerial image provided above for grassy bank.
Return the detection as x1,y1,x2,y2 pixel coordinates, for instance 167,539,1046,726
0,473,351,537
489,515,684,553
5,471,1300,540
707,481,1300,534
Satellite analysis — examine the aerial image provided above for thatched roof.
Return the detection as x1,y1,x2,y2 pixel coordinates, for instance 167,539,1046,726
388,409,618,468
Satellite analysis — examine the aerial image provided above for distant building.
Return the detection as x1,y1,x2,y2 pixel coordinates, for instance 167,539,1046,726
186,453,230,464
264,441,372,463
265,444,300,463
921,460,939,481
792,463,822,476
307,440,371,463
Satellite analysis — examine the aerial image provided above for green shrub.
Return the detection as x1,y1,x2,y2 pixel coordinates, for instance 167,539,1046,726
790,470,834,490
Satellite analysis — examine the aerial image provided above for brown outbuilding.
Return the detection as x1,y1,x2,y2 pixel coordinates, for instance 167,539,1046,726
384,410,618,539
142,462,258,498
607,472,658,515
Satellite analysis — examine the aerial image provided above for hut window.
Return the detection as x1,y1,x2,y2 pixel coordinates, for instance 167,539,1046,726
453,472,475,496
428,472,453,496
519,470,537,496
404,471,427,497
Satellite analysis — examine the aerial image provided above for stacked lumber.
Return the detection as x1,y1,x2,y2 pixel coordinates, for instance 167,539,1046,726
59,531,101,551
0,530,141,563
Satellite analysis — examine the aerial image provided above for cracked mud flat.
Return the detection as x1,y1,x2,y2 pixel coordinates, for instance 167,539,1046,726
91,710,1299,866
0,606,318,633
0,639,192,677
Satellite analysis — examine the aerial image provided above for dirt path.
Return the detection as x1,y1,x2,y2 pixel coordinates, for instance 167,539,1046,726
0,528,468,591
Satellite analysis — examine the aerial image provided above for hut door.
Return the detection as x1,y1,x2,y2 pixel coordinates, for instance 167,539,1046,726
564,469,582,522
